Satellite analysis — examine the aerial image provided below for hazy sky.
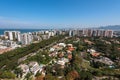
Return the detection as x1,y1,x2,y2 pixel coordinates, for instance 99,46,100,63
0,0,120,29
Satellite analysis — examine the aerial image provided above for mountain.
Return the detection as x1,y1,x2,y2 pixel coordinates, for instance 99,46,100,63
98,25,120,31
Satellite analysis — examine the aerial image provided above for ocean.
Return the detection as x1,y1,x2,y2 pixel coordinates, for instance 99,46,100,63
0,29,48,35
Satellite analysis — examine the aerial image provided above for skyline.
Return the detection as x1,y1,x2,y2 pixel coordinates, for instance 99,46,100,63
0,0,120,29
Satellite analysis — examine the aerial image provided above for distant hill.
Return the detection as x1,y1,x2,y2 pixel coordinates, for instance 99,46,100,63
98,25,120,31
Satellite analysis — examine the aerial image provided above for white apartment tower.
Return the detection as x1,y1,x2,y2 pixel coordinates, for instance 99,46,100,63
21,33,33,45
4,31,21,41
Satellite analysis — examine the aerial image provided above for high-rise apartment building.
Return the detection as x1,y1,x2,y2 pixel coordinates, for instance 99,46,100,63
69,29,113,38
21,33,33,45
4,31,21,41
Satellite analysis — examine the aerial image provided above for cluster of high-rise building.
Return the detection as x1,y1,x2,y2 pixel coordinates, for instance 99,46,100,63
0,29,114,46
69,29,114,38
4,31,33,45
3,30,65,45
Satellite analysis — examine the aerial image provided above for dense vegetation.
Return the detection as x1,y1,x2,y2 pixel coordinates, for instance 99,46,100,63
26,50,52,64
1,35,120,80
45,36,120,80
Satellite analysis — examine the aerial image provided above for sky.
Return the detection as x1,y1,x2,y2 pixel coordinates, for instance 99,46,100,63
0,0,120,29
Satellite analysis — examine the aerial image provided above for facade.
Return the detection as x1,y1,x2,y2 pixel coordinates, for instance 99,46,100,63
48,31,55,37
4,31,13,40
29,62,40,75
78,30,84,36
69,29,113,38
4,31,21,41
105,30,113,38
69,30,72,37
18,64,29,78
21,33,33,45
92,30,97,37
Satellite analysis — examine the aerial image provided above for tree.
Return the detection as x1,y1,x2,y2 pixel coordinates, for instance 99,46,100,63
79,71,92,80
76,44,85,51
35,74,44,80
44,73,59,80
66,70,79,80
35,71,41,77
0,71,16,79
24,73,32,80
14,67,23,78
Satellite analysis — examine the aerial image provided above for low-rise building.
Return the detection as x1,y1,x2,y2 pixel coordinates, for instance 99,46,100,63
94,57,114,65
58,43,66,47
18,64,29,78
29,62,40,75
